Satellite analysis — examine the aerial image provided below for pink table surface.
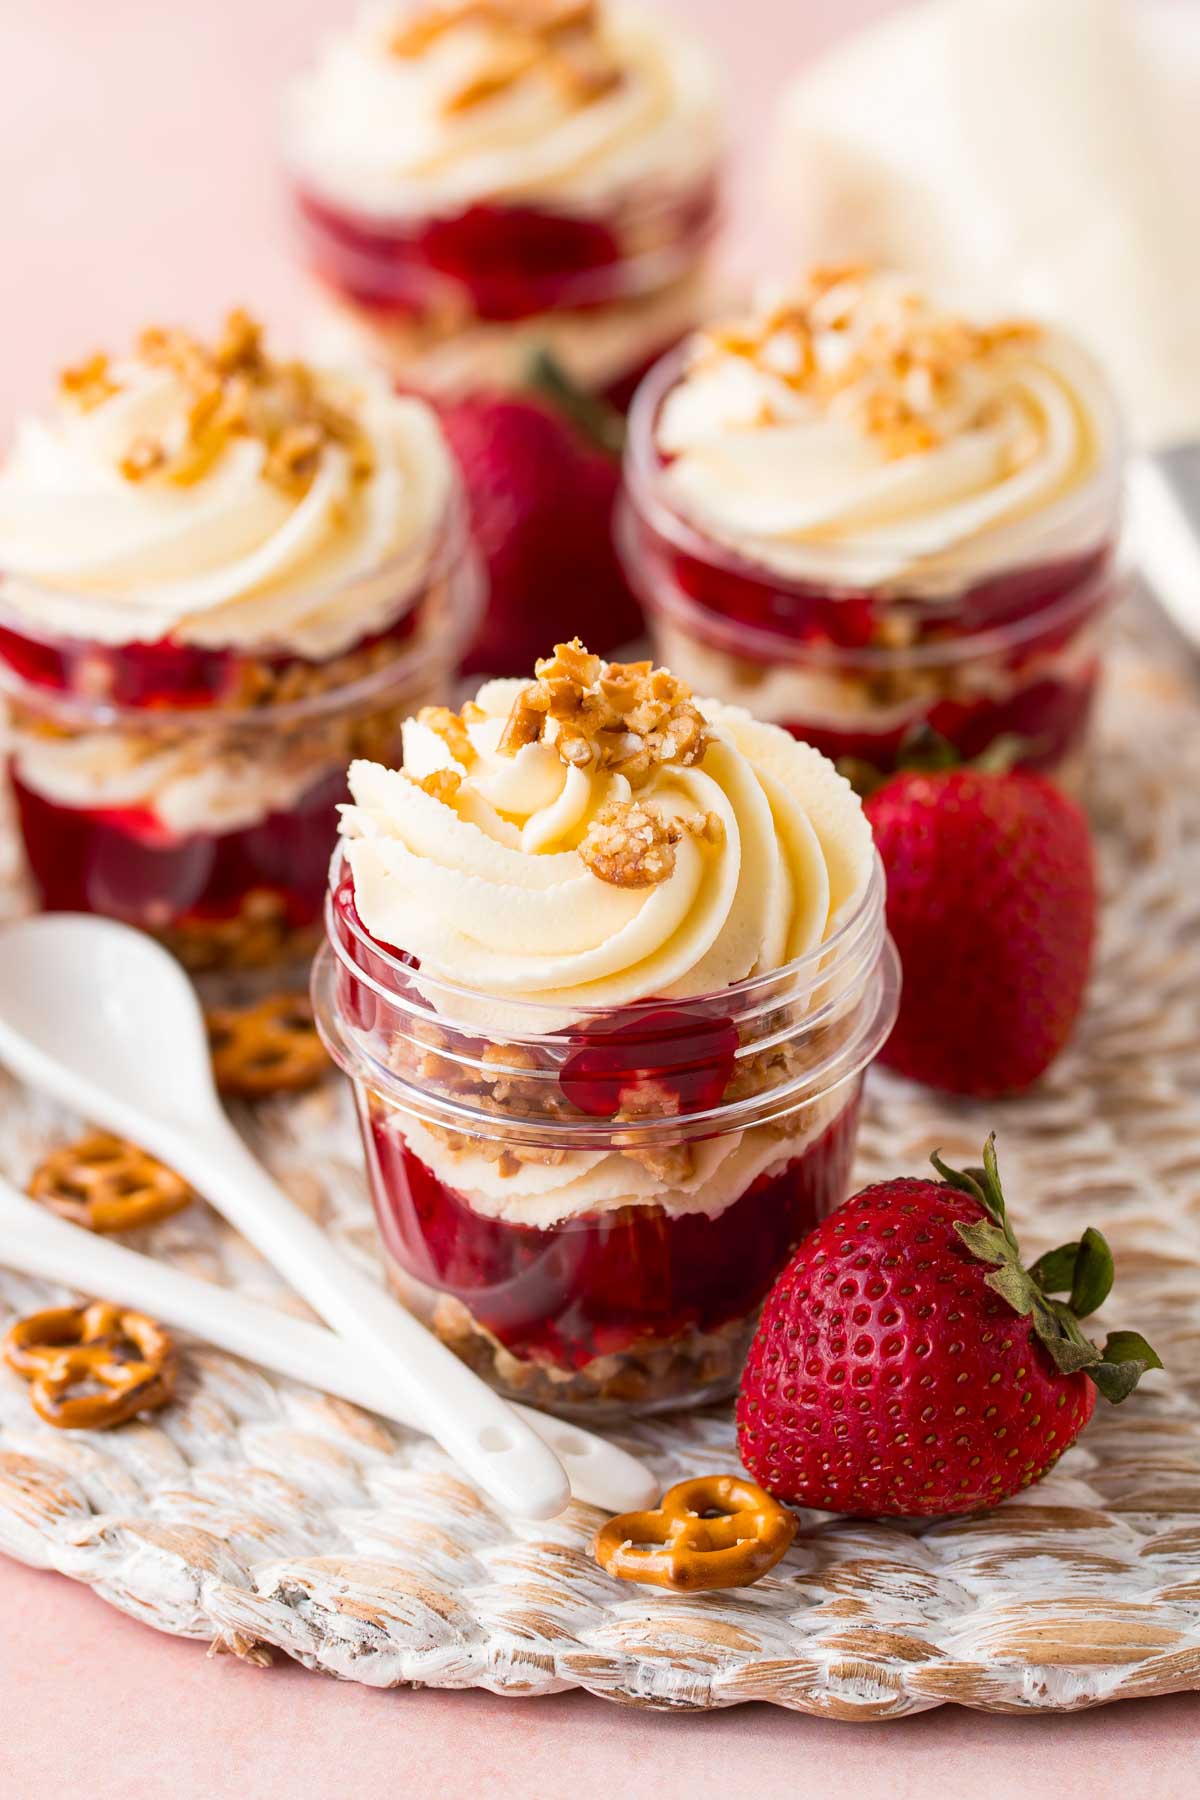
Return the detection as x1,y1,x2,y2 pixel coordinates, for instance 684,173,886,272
0,1,1195,1792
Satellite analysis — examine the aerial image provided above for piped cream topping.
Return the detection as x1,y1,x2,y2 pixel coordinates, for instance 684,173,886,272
288,0,722,218
0,312,456,657
340,640,873,1033
654,267,1120,590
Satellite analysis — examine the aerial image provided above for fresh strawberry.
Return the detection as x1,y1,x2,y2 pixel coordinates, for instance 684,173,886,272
736,1136,1160,1518
864,767,1096,1095
439,358,643,677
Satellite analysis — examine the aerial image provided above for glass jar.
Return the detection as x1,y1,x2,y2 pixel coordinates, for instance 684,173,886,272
0,505,481,974
313,851,899,1421
619,348,1125,790
291,173,721,407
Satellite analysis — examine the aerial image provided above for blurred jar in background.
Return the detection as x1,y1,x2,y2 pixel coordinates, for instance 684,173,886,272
618,267,1124,791
287,2,721,676
0,312,479,975
285,0,725,410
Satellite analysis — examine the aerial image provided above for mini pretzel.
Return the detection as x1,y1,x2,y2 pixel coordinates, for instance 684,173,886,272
28,1131,193,1234
3,1301,177,1430
592,1474,796,1593
206,994,329,1098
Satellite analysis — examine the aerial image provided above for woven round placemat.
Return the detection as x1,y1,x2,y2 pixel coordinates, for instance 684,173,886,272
0,616,1197,1719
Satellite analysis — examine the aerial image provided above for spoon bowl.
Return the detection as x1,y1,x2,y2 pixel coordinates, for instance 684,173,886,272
0,913,572,1520
0,913,224,1135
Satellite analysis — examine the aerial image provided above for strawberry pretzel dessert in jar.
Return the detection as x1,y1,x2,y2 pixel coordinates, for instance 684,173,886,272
286,0,723,407
619,268,1124,790
0,312,479,973
314,640,898,1417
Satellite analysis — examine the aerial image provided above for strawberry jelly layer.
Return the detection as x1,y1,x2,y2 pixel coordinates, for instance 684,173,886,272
360,1093,860,1372
624,503,1113,775
11,764,345,935
0,606,419,712
294,183,718,325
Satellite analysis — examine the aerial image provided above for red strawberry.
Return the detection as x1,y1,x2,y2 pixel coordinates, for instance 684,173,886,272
439,361,643,678
864,768,1096,1095
737,1136,1160,1518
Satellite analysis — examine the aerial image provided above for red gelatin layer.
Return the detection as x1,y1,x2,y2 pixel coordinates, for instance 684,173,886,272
295,183,718,326
361,1092,860,1374
12,767,340,935
622,496,1115,784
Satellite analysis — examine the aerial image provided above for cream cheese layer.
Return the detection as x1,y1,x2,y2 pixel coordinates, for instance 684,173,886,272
289,1,722,219
0,315,455,658
654,269,1119,591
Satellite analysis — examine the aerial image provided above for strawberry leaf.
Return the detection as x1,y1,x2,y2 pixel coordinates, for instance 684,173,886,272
936,1136,1163,1406
954,1218,1011,1266
1069,1227,1115,1318
932,1150,987,1208
527,350,626,457
1029,1243,1080,1294
983,1262,1044,1318
1035,1330,1101,1376
893,723,961,774
1089,1331,1164,1403
935,1135,1017,1251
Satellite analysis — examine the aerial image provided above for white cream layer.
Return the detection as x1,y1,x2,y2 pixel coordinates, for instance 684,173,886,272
0,361,455,659
653,610,1108,733
341,681,873,1036
8,723,336,838
654,274,1120,593
397,1097,842,1228
288,2,722,219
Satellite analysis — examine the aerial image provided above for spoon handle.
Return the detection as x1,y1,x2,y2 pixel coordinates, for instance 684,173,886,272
0,1183,653,1514
153,1120,569,1519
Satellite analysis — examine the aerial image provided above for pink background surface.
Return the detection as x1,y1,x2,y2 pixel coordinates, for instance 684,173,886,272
0,1,1194,1792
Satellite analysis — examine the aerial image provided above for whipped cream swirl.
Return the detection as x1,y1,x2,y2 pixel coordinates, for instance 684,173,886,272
288,2,722,219
341,669,873,1034
0,317,456,659
653,269,1120,590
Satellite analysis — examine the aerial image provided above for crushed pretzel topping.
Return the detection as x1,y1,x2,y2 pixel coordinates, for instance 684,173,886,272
118,437,168,482
417,703,477,765
498,640,711,785
579,800,681,888
415,767,464,805
681,810,724,848
390,0,623,116
85,309,375,497
59,352,120,413
699,269,1042,461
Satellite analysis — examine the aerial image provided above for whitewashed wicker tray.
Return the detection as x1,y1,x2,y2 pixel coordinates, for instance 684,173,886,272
0,618,1198,1719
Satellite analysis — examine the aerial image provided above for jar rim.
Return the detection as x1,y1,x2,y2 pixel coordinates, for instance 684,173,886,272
618,492,1119,670
324,843,889,1025
0,495,483,731
622,340,1125,617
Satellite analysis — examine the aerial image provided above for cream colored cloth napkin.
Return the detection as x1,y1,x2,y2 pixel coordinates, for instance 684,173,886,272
769,0,1200,448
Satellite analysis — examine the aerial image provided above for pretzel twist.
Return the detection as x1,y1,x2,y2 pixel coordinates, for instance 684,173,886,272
206,994,329,1099
3,1302,177,1430
28,1132,192,1234
593,1474,796,1592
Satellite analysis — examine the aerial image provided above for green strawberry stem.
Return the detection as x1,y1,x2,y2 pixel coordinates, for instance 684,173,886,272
931,1134,1162,1403
526,349,626,459
839,725,1042,799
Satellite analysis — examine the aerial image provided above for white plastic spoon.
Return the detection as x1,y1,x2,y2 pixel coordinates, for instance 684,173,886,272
0,1181,655,1513
0,914,570,1520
